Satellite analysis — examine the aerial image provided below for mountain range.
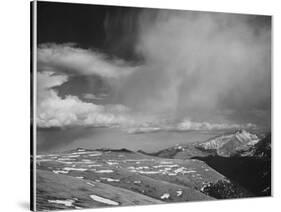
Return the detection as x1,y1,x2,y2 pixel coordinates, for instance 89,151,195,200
35,130,271,210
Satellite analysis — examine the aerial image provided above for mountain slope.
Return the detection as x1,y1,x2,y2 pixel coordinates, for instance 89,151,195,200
36,147,254,210
37,170,163,211
144,130,264,159
138,130,271,197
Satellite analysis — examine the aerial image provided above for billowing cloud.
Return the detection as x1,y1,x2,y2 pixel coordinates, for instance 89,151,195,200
38,43,138,78
37,72,133,128
36,43,142,128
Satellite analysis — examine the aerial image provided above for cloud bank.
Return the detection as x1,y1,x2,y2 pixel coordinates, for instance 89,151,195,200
37,69,253,131
37,10,271,131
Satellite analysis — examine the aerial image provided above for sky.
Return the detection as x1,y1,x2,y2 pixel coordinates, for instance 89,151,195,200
36,2,271,152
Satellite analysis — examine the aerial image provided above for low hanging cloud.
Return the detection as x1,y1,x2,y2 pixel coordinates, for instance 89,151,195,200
126,119,256,134
176,119,256,131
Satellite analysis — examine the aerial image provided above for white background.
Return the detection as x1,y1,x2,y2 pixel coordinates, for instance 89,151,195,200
0,0,280,211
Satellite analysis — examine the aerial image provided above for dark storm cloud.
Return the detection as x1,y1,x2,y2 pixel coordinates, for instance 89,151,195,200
53,75,111,103
103,7,143,61
37,1,142,61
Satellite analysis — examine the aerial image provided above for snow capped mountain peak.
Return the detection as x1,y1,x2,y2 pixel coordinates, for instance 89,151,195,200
196,129,260,157
235,129,259,145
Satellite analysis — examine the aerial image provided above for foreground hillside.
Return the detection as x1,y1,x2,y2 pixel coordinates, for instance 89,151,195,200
36,144,254,210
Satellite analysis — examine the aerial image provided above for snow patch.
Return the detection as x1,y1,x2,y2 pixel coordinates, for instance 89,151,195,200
63,167,87,171
86,182,96,187
153,164,178,168
138,171,160,174
65,155,80,158
48,199,74,207
101,177,120,182
168,173,176,176
176,190,183,196
58,158,74,161
89,195,119,205
174,167,196,174
106,162,119,166
160,193,170,199
89,153,102,157
95,170,114,173
52,170,69,174
72,151,91,155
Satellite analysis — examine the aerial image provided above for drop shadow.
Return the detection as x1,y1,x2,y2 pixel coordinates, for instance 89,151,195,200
18,201,30,210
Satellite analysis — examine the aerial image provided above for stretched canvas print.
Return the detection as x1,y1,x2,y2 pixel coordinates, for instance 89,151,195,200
31,1,272,211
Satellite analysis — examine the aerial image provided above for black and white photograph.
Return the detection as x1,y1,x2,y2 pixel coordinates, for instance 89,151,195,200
32,1,271,211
